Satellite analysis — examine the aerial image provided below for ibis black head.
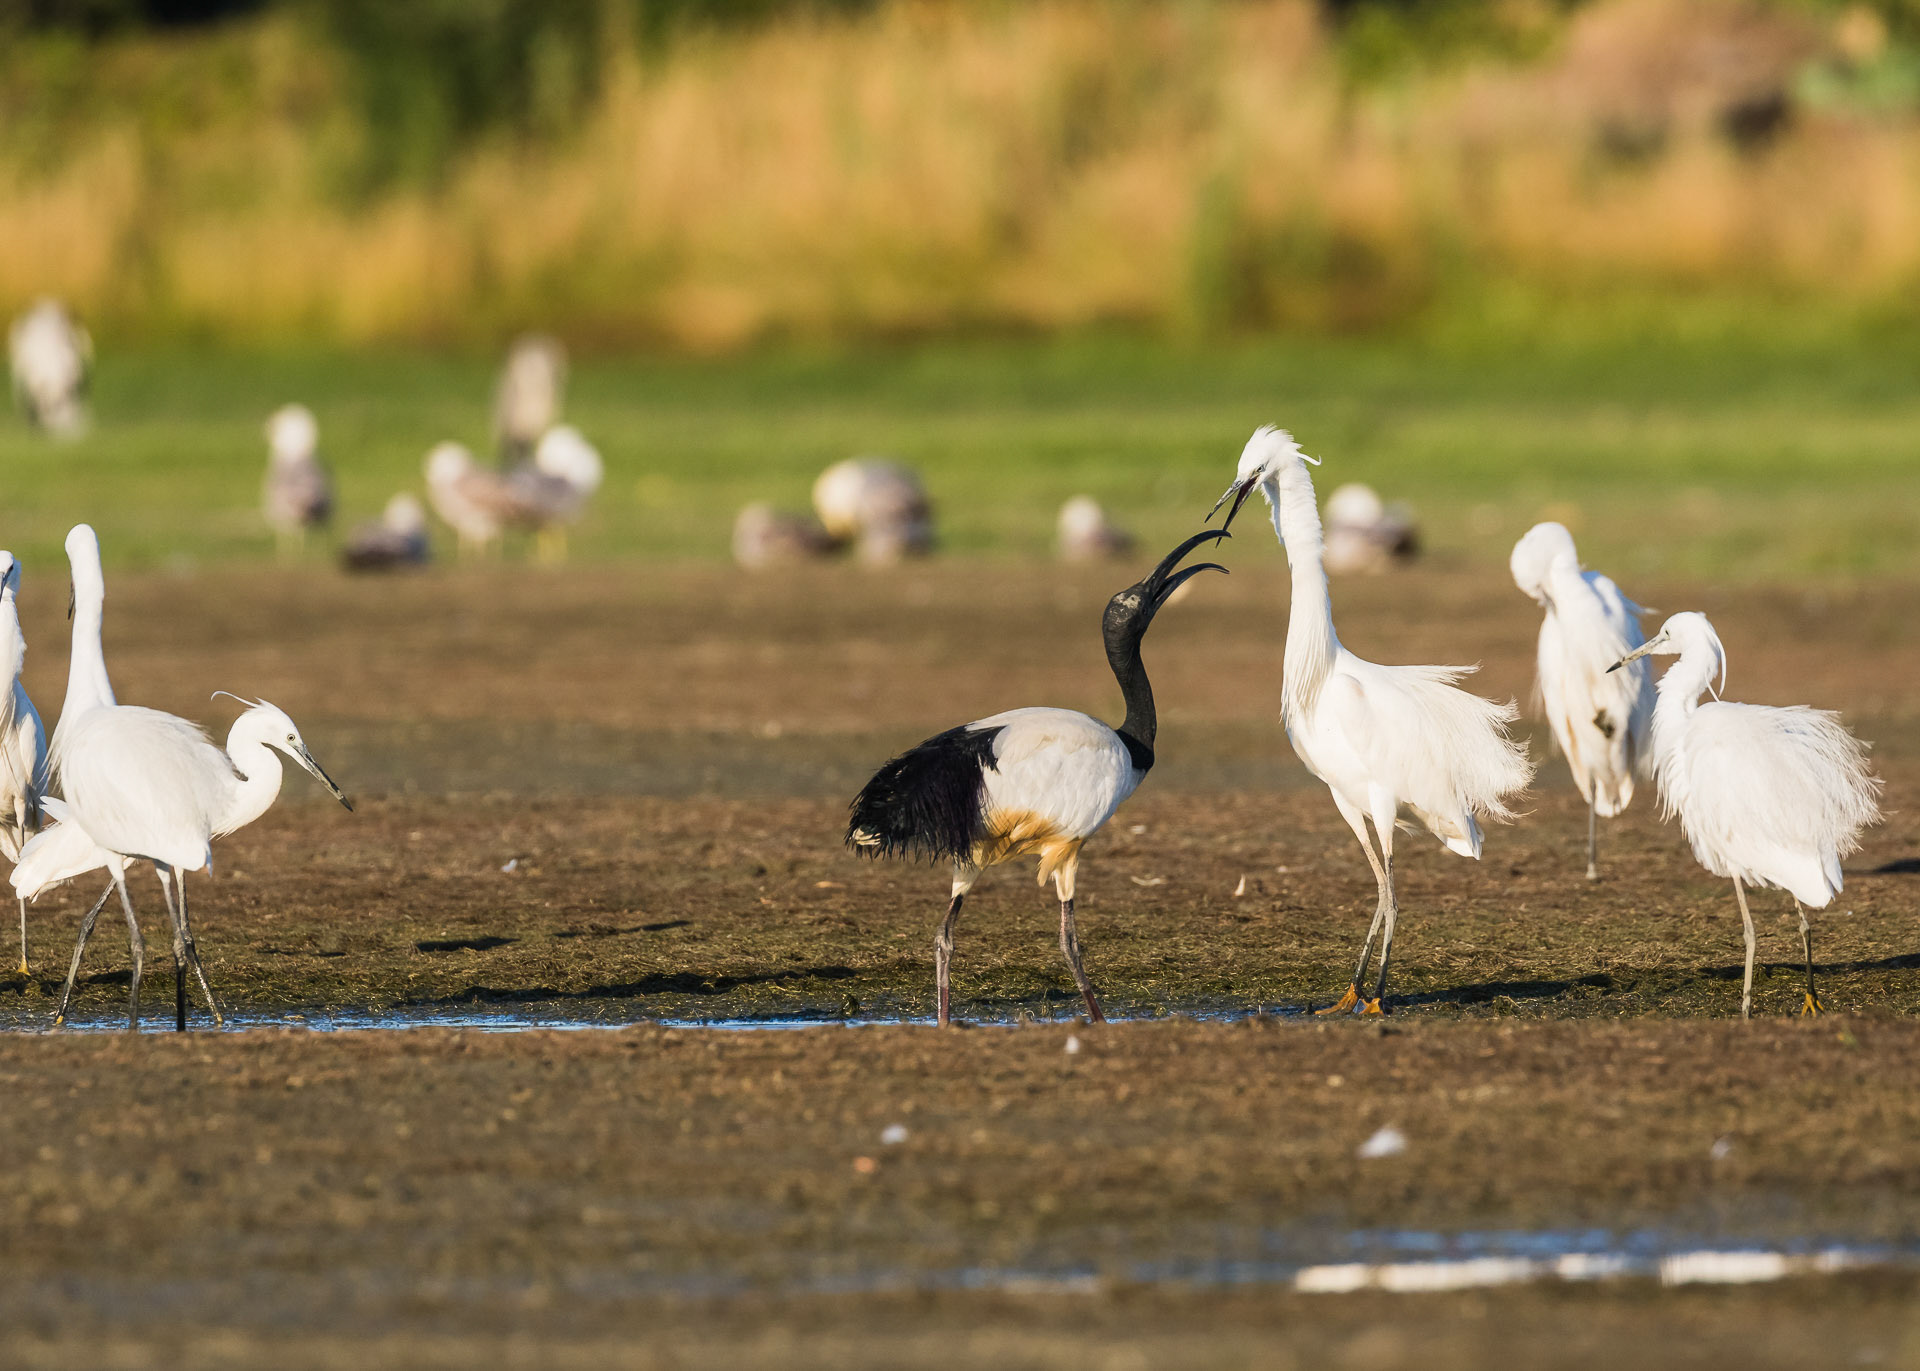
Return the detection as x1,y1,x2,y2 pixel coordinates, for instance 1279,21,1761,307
1103,528,1230,650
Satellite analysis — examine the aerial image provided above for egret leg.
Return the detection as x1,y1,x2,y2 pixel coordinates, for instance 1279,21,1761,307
1361,816,1398,1016
173,872,223,1028
110,870,145,1032
17,896,27,976
154,866,188,1032
935,889,964,1028
1797,901,1822,1017
1586,779,1600,882
1320,794,1388,1016
1732,877,1757,1021
52,882,115,1027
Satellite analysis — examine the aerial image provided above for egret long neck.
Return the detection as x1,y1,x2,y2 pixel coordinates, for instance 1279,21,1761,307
1269,467,1340,715
1648,643,1716,767
1106,637,1156,771
59,560,114,735
217,731,286,836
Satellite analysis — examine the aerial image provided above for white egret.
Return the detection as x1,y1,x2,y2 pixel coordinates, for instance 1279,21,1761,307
8,299,91,438
1611,612,1880,1018
732,503,832,569
848,530,1228,1025
0,552,49,973
1211,428,1532,1014
812,458,934,564
27,695,352,1029
341,493,431,572
493,334,567,466
261,404,333,558
1511,521,1654,880
1056,496,1134,562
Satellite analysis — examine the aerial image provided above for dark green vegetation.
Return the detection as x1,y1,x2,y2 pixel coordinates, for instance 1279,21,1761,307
3,334,1919,578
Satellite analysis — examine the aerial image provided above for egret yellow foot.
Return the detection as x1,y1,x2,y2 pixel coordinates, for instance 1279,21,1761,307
1316,985,1361,1016
1801,992,1824,1017
1358,998,1385,1016
16,959,26,976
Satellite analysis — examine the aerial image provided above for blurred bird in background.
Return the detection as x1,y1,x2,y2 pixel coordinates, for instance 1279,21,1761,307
493,334,567,468
8,299,91,439
262,404,334,560
813,458,934,565
341,494,431,573
1056,496,1134,562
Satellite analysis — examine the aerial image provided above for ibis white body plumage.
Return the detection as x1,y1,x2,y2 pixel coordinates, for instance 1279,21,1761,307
1511,521,1653,878
1615,612,1880,1018
1214,427,1532,1014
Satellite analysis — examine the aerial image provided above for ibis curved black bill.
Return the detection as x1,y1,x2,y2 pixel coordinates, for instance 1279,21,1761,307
1207,476,1261,533
1141,527,1231,607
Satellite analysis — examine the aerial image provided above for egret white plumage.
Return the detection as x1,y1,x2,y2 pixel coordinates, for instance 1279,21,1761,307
341,493,431,572
1610,612,1880,1018
812,458,934,564
8,298,91,438
0,552,49,974
33,525,352,1030
494,334,567,466
1211,427,1532,1014
262,404,334,558
847,530,1230,1025
28,695,352,1029
1511,521,1654,880
1056,496,1134,562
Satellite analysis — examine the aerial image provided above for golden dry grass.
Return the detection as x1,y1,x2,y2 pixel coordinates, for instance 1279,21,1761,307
2,0,1916,346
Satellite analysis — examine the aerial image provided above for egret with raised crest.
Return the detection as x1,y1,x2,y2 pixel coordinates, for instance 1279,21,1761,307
1210,428,1532,1014
846,530,1230,1026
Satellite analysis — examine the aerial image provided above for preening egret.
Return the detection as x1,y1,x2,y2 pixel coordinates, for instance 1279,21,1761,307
494,334,567,466
1056,496,1135,562
1211,427,1532,1014
28,695,352,1029
7,298,90,438
1511,521,1654,880
1323,482,1418,576
813,458,934,564
847,529,1229,1025
341,493,431,572
0,553,48,974
1610,612,1880,1018
732,503,833,569
262,404,334,558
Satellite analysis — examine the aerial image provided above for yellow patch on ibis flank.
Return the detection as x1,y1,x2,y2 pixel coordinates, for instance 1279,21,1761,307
972,809,1084,888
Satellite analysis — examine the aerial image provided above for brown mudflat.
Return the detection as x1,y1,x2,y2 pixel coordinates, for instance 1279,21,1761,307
2,558,1917,1364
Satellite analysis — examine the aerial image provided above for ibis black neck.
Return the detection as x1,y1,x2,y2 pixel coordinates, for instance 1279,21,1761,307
1106,633,1156,772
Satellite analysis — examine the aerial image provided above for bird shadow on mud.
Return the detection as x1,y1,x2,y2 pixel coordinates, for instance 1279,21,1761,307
1870,858,1920,874
1400,952,1920,1012
417,964,860,1008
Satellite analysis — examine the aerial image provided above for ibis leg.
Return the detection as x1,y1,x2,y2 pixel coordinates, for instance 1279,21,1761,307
934,891,964,1028
175,874,223,1026
1733,877,1757,1021
1057,899,1105,1024
1586,780,1599,882
52,882,114,1027
1797,901,1821,1016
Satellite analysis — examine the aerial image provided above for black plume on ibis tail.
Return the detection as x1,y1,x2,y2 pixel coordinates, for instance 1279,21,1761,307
846,723,1004,863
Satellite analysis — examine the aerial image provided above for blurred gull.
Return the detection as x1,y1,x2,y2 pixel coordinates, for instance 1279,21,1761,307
508,424,603,561
426,429,602,562
732,503,832,569
812,457,934,565
261,404,333,558
493,334,567,466
1056,496,1134,562
340,494,431,573
8,299,91,438
1323,482,1418,575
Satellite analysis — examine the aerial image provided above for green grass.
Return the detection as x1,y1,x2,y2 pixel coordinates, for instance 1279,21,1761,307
3,330,1918,581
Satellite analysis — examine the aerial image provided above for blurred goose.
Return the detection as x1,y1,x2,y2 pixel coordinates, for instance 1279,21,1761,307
1323,482,1418,575
493,334,566,466
733,503,833,569
1056,496,1134,562
261,404,333,558
812,457,934,565
341,494,431,572
8,299,91,438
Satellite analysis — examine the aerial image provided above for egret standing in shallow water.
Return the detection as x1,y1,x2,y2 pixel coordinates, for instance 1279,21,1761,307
847,530,1229,1026
1511,522,1654,880
1211,428,1532,1014
0,552,48,973
1611,612,1880,1019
